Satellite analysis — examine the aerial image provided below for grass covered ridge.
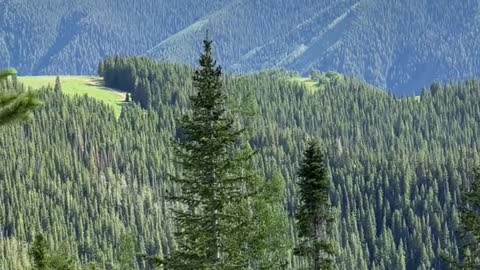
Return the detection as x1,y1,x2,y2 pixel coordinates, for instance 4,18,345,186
287,76,319,94
19,76,127,117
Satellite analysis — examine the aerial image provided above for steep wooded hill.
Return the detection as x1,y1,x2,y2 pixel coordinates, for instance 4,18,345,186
1,0,480,95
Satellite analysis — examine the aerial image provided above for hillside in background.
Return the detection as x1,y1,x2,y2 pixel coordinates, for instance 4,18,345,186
1,0,480,95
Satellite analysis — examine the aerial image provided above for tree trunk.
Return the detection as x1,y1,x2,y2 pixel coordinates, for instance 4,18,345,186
213,208,220,262
313,218,322,270
211,159,221,265
210,111,221,265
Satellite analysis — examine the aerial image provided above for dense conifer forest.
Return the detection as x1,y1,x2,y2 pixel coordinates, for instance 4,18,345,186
1,46,480,268
3,0,480,268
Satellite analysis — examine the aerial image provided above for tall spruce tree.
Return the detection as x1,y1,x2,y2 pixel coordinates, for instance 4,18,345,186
29,233,77,270
46,242,76,270
30,234,49,270
249,172,292,269
0,68,40,126
295,139,335,270
54,76,62,93
165,36,275,269
451,167,480,269
118,233,137,270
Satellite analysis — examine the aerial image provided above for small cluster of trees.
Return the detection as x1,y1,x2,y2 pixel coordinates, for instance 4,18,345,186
28,233,137,270
30,234,77,270
445,168,480,269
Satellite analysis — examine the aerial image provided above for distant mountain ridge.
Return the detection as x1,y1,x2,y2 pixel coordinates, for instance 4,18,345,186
1,0,479,95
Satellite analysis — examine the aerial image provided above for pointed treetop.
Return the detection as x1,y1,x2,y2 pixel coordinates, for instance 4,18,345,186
205,29,211,44
303,138,324,160
198,30,218,70
0,68,17,81
54,76,62,92
307,137,321,149
203,29,213,51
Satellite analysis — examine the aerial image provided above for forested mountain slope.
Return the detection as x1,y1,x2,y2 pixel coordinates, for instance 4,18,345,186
2,58,480,269
0,0,231,74
1,0,480,95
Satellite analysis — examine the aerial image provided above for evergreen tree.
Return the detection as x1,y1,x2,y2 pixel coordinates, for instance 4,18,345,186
30,234,49,270
29,234,77,270
452,167,480,269
118,234,136,270
47,243,76,270
54,76,62,93
248,172,292,269
295,139,335,270
165,36,270,269
0,68,40,126
97,62,105,77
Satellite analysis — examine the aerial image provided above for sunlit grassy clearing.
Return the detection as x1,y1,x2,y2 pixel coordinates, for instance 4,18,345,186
287,76,319,93
19,76,127,117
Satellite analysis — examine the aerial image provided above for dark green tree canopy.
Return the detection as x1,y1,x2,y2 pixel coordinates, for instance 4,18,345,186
295,139,334,270
451,167,480,269
0,68,40,126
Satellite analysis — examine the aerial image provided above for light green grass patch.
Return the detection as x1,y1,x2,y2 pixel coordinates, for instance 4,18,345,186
401,96,421,102
19,76,127,118
287,76,319,93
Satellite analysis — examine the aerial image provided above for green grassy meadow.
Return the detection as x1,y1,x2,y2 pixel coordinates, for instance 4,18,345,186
287,76,319,93
19,76,126,117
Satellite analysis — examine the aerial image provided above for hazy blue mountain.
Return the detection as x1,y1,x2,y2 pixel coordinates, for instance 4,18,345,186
1,0,479,95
